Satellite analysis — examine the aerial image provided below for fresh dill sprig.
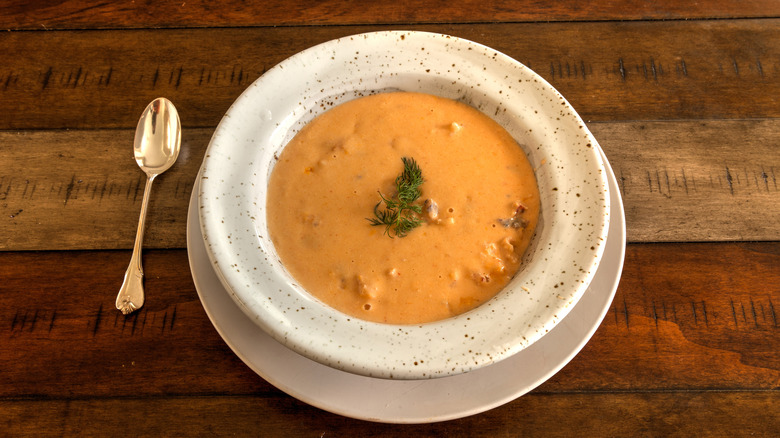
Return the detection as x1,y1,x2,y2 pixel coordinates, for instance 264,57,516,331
367,157,424,238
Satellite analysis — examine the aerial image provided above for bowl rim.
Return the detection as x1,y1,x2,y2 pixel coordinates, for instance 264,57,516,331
198,30,610,379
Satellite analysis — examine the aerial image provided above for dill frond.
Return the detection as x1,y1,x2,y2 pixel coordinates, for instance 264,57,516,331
367,157,425,238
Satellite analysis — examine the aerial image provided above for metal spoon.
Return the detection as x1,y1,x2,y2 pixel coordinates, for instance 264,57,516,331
116,98,181,315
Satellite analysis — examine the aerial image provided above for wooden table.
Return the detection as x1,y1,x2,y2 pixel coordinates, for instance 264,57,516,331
2,1,778,435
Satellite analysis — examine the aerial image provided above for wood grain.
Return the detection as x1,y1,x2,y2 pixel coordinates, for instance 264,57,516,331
0,129,203,251
1,19,780,130
3,0,780,30
1,392,778,435
544,242,780,392
2,1,777,436
2,119,778,251
0,243,776,399
598,119,780,242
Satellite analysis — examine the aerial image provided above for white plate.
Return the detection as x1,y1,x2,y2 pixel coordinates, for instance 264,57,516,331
187,148,625,423
198,31,610,379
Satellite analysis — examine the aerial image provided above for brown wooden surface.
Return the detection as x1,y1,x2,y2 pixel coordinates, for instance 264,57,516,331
1,1,779,436
3,0,780,30
3,392,778,436
3,19,780,131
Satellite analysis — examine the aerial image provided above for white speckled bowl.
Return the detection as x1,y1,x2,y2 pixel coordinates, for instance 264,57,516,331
198,31,610,379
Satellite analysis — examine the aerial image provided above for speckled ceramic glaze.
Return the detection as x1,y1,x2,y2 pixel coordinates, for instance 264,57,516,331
198,31,610,379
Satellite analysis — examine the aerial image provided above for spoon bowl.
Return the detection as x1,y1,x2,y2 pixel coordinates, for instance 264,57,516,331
116,98,181,315
135,98,181,174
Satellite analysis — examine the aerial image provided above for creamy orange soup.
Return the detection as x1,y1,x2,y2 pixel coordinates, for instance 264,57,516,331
267,92,539,324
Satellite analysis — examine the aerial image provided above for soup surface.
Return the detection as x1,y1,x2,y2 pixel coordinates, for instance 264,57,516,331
266,92,539,324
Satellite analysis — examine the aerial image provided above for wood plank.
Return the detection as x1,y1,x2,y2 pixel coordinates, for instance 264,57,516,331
1,392,778,435
596,119,780,243
0,129,205,251
0,243,777,399
2,119,778,251
0,250,271,398
3,0,780,30
2,20,780,130
541,242,780,392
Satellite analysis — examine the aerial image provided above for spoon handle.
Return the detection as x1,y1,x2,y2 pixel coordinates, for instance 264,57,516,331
116,175,156,314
